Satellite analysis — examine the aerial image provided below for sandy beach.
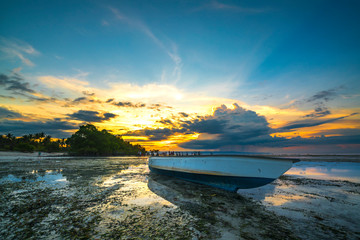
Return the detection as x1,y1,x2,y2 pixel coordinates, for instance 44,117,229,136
0,152,359,239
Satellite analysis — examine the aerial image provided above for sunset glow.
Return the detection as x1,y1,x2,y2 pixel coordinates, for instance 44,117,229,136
1,1,359,153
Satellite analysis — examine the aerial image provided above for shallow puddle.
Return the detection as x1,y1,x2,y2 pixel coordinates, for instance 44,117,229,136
237,161,360,239
286,161,360,183
0,170,68,188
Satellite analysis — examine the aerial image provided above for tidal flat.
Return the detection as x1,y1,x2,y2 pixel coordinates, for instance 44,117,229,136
0,153,359,239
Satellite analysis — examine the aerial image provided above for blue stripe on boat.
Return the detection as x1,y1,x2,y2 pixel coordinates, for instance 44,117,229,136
149,166,276,192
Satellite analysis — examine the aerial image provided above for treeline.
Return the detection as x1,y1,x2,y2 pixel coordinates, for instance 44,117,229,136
0,124,147,156
0,132,65,152
66,124,146,156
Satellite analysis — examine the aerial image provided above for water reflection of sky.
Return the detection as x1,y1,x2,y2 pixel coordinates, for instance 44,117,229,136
238,161,360,206
237,162,360,234
285,161,360,183
100,164,174,207
0,170,68,187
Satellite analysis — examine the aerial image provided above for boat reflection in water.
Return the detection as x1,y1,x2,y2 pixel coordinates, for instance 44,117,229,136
147,172,240,208
149,155,298,192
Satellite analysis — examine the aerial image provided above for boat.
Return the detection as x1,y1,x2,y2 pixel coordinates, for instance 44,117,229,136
148,155,298,192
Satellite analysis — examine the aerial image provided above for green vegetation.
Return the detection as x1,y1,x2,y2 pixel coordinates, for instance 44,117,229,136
66,124,146,156
0,124,146,156
0,132,66,152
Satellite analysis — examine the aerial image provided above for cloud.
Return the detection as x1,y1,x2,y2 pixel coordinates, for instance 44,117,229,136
0,106,23,119
101,19,110,26
315,128,360,136
157,119,174,126
126,103,274,147
304,106,331,118
0,119,78,138
192,1,268,13
68,110,117,122
0,73,63,103
147,103,172,110
287,87,344,110
39,75,89,93
0,36,39,66
62,96,103,107
109,7,182,83
182,118,225,134
278,113,358,131
23,94,57,103
0,73,36,94
39,75,190,106
113,101,146,108
144,128,178,141
103,113,117,120
179,112,189,117
125,127,186,141
73,97,87,103
177,104,359,150
82,91,95,96
0,95,15,99
262,135,360,148
177,103,271,149
306,88,340,103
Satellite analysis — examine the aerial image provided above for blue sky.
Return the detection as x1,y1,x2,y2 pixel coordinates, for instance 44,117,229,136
1,0,360,153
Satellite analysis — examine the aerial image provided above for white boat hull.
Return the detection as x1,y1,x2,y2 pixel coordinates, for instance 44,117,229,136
149,156,297,191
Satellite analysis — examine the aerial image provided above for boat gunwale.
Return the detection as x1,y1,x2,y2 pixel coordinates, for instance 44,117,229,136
150,155,300,163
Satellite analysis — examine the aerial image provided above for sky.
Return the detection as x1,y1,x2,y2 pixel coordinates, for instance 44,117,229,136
1,0,360,153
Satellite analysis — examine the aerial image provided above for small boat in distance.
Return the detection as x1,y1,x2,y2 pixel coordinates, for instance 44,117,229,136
148,155,299,192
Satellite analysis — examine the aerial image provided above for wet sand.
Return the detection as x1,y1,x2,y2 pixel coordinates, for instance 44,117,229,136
0,153,359,239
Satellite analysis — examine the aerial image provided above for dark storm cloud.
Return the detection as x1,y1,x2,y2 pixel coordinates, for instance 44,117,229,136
113,101,146,108
0,119,78,138
127,104,273,146
262,135,360,148
145,128,177,141
279,113,358,131
180,132,360,150
125,127,186,141
106,98,114,103
136,103,271,148
181,118,225,134
184,104,270,137
122,102,359,150
179,134,276,150
0,73,35,94
0,106,23,119
68,110,117,122
178,104,360,150
316,128,360,136
126,104,271,144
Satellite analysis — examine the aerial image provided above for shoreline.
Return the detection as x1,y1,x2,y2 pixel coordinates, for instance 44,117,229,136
1,151,360,162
